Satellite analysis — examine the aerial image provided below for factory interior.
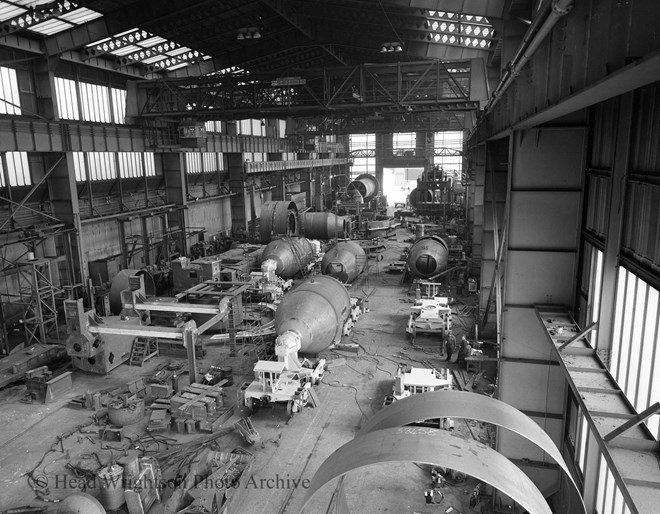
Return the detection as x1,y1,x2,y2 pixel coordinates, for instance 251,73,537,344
0,1,659,513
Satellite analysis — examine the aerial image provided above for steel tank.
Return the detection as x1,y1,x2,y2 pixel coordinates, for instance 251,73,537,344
321,241,366,283
407,235,449,279
261,236,315,279
303,212,349,239
409,187,433,209
260,201,298,242
274,276,351,353
347,173,379,201
109,269,155,315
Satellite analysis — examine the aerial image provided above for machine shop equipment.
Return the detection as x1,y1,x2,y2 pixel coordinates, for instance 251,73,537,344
240,276,352,415
65,275,231,379
260,200,299,243
406,235,449,279
261,236,316,279
302,212,350,239
274,276,351,354
346,173,380,202
320,241,366,283
109,269,155,315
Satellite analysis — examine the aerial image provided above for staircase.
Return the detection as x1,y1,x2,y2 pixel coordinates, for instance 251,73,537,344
129,338,159,366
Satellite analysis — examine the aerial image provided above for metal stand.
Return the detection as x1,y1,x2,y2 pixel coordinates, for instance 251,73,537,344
18,259,60,346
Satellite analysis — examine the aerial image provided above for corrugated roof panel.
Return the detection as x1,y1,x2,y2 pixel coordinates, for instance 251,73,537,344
29,18,74,35
140,36,167,47
109,44,142,56
59,7,103,24
141,55,168,64
0,4,27,22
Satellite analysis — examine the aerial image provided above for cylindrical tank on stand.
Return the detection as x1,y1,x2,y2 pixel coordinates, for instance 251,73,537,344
109,269,156,315
407,235,449,279
275,276,351,353
303,212,350,239
97,464,125,511
347,174,380,201
409,188,433,209
261,236,315,279
260,201,299,242
321,241,366,283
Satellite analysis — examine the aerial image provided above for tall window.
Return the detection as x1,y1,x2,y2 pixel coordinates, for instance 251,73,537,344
55,77,126,123
434,131,463,180
609,267,660,439
595,456,632,514
349,133,376,178
0,66,21,115
393,132,416,155
0,152,30,187
578,243,604,335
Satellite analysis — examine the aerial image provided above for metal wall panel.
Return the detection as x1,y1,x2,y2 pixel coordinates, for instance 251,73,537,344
505,250,576,306
630,82,660,174
502,306,556,360
499,361,566,414
508,191,580,250
512,129,584,190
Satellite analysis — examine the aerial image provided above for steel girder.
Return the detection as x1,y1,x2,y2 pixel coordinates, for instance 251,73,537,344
130,60,477,120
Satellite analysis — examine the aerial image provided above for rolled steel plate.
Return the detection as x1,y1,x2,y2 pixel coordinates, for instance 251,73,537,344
358,390,586,514
299,426,553,514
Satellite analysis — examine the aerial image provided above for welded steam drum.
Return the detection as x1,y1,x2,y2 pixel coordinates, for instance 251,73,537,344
408,188,433,209
260,201,298,242
274,276,351,353
407,235,449,279
321,241,366,283
261,236,315,279
303,212,349,239
347,173,380,202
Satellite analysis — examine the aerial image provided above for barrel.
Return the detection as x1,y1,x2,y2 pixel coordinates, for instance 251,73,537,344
347,174,379,201
303,212,349,239
260,201,298,242
97,464,125,510
109,269,155,315
274,276,351,353
261,236,315,279
409,188,433,209
407,235,449,279
321,241,366,283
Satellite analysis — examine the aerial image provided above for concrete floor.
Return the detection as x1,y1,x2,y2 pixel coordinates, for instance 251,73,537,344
0,228,490,514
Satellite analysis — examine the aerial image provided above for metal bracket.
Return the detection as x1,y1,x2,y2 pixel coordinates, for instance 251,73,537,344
557,321,598,352
604,402,660,442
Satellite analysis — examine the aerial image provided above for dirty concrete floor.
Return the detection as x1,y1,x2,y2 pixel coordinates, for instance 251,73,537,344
0,228,492,513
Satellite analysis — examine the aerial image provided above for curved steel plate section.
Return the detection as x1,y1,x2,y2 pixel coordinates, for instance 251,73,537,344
299,426,552,514
358,390,585,514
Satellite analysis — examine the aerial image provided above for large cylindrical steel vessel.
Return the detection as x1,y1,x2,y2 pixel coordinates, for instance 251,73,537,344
409,188,433,209
321,241,366,283
347,174,379,201
407,235,449,279
260,201,298,242
274,276,351,353
109,269,156,314
303,212,350,239
261,236,315,279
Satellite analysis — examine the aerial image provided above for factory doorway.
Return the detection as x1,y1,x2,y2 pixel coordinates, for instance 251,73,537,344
383,167,424,207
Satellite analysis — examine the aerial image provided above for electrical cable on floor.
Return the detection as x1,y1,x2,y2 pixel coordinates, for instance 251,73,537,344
321,378,369,420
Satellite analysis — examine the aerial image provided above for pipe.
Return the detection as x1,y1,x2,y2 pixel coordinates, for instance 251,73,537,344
482,0,574,117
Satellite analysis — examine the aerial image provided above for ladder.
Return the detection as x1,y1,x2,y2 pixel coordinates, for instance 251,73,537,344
129,337,159,366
